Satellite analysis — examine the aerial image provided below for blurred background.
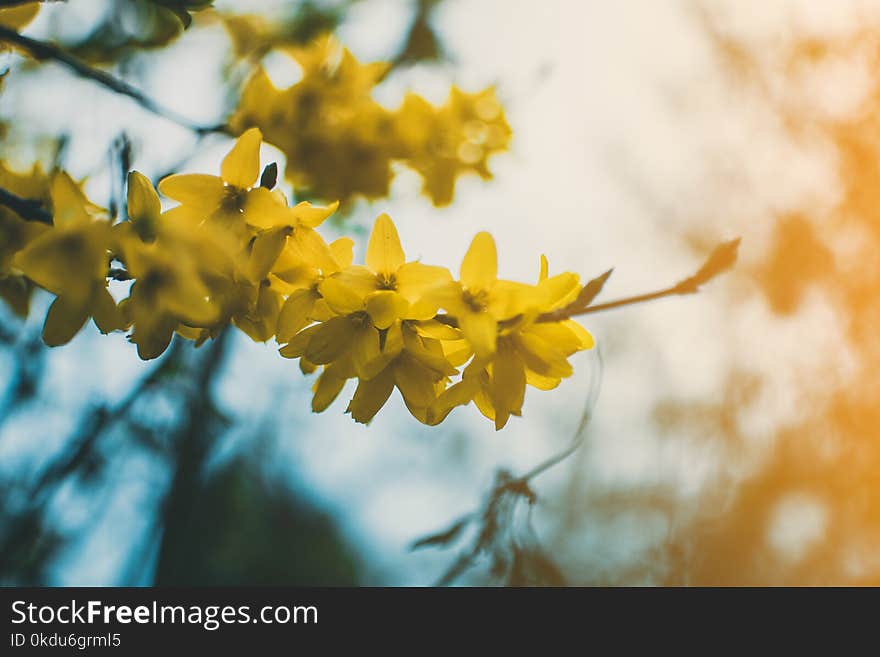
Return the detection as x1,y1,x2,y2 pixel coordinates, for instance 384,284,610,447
2,0,880,585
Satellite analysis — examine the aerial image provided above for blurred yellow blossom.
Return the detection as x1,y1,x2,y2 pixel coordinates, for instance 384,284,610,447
229,35,511,208
14,173,123,346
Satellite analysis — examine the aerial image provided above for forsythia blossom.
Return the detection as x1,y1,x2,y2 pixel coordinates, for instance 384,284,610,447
1,130,593,430
229,35,511,207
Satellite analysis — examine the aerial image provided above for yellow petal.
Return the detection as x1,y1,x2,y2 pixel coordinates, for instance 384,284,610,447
381,321,406,361
279,323,320,358
309,298,335,321
402,328,457,376
426,379,478,425
243,186,293,229
291,227,339,274
234,285,282,342
292,200,339,228
333,266,379,298
329,237,355,270
396,262,453,302
563,319,595,350
525,369,561,391
318,277,364,315
515,332,573,379
90,286,123,334
50,173,101,226
420,281,468,316
537,272,581,311
489,280,545,319
276,288,317,343
127,171,161,236
351,326,385,380
490,341,525,430
247,226,290,282
15,222,109,301
157,174,225,213
42,295,89,346
413,319,461,341
304,315,357,364
312,366,349,412
347,368,395,424
394,356,437,408
539,254,549,282
365,213,405,276
460,231,497,291
458,310,497,358
365,290,408,329
221,127,263,188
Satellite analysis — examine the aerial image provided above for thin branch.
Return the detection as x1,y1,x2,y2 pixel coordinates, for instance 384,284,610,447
538,238,741,322
0,186,52,224
0,26,226,135
434,239,740,329
413,348,604,585
541,285,680,320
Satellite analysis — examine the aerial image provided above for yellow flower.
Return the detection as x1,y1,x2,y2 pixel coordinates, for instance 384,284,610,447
345,320,457,424
275,237,353,343
332,213,451,318
243,193,340,275
229,36,398,205
424,231,540,358
157,127,281,248
434,256,594,430
395,86,512,206
0,162,51,315
119,236,219,358
117,171,234,356
14,173,123,346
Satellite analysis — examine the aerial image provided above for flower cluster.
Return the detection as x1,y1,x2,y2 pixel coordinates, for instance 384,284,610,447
229,36,511,207
3,130,592,429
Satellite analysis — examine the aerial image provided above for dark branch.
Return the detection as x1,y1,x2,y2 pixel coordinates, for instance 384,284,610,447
0,26,226,135
0,186,52,224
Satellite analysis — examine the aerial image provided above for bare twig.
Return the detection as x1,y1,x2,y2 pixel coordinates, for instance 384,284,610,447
0,26,226,135
434,239,740,329
537,238,741,322
413,348,604,585
0,186,52,224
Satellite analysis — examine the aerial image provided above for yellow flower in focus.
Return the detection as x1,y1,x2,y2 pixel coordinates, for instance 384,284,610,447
434,256,594,430
275,237,353,344
157,127,280,248
424,231,540,359
332,213,451,318
345,320,457,424
243,194,340,275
